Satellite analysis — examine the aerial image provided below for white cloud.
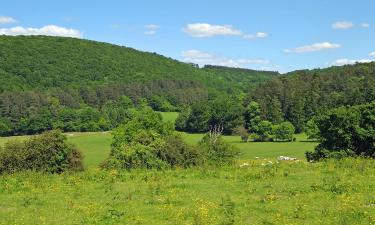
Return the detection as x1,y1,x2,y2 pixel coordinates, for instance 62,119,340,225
331,58,373,66
182,23,242,37
145,24,160,30
181,49,269,68
369,51,375,57
144,30,156,35
144,24,160,36
284,42,341,53
332,21,354,29
0,16,16,24
361,23,370,28
243,32,268,39
0,25,82,38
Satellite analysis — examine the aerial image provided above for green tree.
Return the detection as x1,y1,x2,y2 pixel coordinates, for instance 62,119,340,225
273,121,295,142
244,101,261,133
254,120,273,142
305,119,320,141
306,102,375,161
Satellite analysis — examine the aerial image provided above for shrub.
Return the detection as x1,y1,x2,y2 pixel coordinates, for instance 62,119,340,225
254,120,273,142
199,134,240,166
0,130,84,174
232,126,249,142
102,107,202,169
273,121,295,142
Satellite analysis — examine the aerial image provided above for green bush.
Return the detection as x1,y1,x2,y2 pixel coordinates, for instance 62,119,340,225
102,107,202,169
0,130,84,174
199,134,240,166
306,102,375,161
273,121,295,142
253,120,273,142
232,126,249,142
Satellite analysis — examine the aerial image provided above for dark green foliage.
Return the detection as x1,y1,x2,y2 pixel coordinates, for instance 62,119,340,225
102,107,202,169
176,97,244,134
148,95,176,112
0,130,84,174
180,102,212,133
249,63,375,131
273,121,295,142
306,102,375,161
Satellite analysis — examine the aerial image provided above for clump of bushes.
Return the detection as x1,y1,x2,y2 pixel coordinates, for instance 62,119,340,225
102,107,201,169
272,121,295,142
306,102,375,161
0,130,84,174
102,107,239,170
199,134,240,166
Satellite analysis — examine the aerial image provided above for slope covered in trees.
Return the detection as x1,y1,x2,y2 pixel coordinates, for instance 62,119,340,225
248,63,375,132
0,35,278,135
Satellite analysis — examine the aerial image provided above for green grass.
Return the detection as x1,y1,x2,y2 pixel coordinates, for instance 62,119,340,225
159,111,179,123
0,159,374,224
66,132,112,168
0,112,373,224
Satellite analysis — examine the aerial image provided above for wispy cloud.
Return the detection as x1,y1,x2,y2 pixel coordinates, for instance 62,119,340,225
361,23,370,28
332,21,354,29
369,51,375,57
0,25,82,38
182,23,268,40
243,32,268,39
284,42,341,53
144,24,160,35
0,16,16,24
182,23,242,37
181,49,270,68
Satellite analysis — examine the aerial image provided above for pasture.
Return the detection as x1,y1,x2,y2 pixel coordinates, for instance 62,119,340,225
0,112,374,224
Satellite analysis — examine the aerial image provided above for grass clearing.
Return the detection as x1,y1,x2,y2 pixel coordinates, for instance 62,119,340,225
0,159,374,224
0,112,373,224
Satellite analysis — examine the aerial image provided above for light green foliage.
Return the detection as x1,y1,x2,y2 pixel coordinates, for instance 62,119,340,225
305,119,320,141
232,126,249,142
199,134,240,166
273,121,295,142
102,108,203,169
244,101,261,133
253,120,273,142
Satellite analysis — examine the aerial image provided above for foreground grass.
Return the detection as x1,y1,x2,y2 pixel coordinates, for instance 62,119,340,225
0,158,374,224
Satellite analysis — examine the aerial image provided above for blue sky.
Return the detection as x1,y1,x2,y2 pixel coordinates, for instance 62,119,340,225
1,0,375,72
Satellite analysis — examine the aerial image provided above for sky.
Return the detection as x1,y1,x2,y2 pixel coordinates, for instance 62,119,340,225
1,0,375,73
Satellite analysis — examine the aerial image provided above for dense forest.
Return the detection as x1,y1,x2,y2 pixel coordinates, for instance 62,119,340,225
0,35,375,136
248,63,375,132
0,35,277,135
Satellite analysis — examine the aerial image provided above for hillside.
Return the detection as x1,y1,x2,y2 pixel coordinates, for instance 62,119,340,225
0,35,278,93
0,35,278,135
248,62,375,131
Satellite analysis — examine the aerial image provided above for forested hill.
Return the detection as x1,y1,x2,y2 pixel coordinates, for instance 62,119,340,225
0,35,278,94
248,62,375,131
0,35,278,135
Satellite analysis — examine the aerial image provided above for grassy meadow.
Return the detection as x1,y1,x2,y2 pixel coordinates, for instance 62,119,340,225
0,112,374,224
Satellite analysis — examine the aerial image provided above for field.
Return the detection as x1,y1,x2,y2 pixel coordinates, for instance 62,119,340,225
0,113,374,224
